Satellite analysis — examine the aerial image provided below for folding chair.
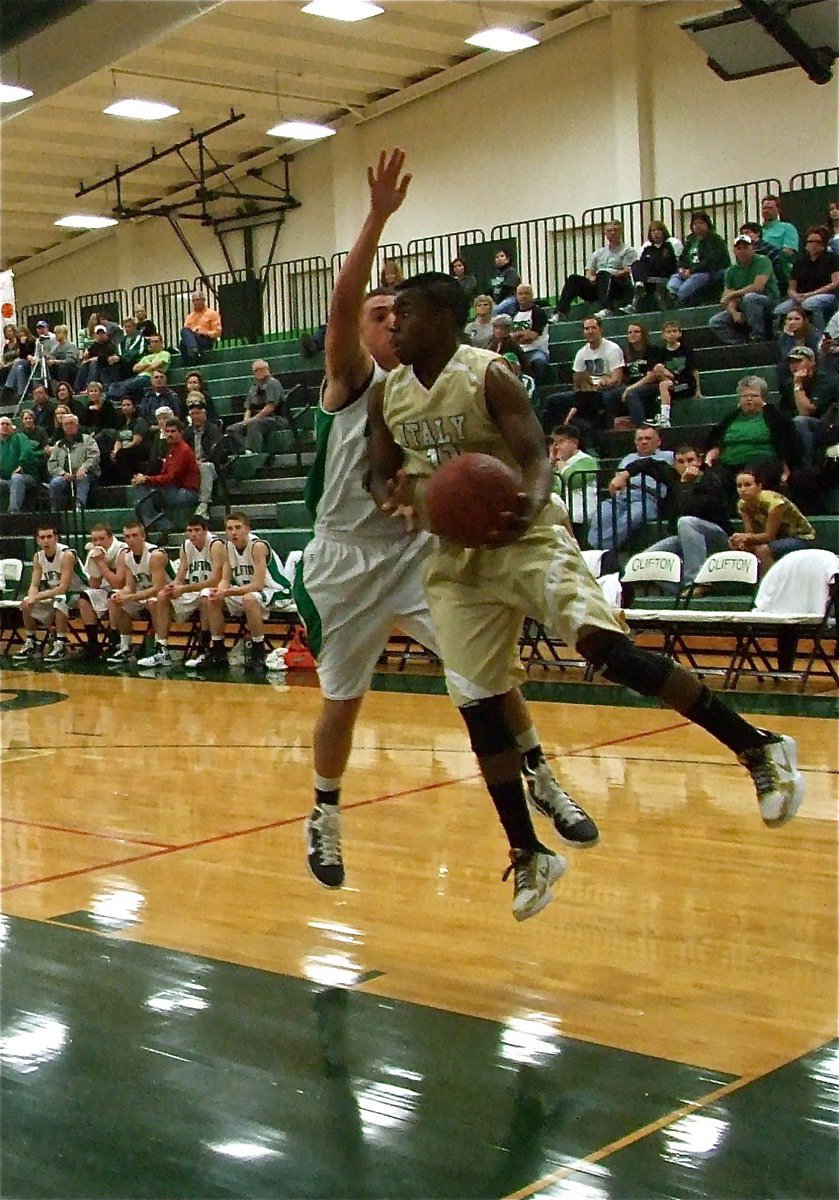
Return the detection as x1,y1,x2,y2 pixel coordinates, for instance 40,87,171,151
0,558,25,653
620,549,682,607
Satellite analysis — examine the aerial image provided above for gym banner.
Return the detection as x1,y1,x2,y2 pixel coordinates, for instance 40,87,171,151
0,270,16,326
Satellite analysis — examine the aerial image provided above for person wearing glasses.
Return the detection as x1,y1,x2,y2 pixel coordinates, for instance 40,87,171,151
773,225,839,333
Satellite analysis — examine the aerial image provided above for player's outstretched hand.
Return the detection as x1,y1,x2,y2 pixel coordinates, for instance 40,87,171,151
368,149,412,218
481,491,533,547
380,467,418,529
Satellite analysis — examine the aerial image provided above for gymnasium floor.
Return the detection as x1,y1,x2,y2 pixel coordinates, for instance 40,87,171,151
1,663,836,1199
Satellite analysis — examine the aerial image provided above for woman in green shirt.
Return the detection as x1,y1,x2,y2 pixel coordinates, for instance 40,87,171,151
705,376,801,502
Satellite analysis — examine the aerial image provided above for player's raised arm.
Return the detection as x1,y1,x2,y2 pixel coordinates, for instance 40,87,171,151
323,149,412,410
485,360,553,522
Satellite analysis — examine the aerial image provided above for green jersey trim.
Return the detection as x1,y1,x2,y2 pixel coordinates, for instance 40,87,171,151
291,557,321,659
303,406,335,520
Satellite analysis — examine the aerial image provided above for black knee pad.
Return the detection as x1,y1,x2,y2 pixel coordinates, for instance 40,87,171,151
582,630,673,696
459,694,516,758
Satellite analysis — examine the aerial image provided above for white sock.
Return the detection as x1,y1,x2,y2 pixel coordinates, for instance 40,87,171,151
515,726,541,754
120,634,131,650
660,403,671,421
315,773,342,793
155,638,168,648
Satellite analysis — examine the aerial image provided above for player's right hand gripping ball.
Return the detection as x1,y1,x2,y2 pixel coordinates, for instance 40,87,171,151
425,452,521,547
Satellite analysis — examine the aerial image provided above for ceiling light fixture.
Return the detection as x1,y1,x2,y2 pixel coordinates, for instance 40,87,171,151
0,83,34,103
465,28,538,52
266,120,336,140
55,215,119,230
103,99,180,121
302,1,383,22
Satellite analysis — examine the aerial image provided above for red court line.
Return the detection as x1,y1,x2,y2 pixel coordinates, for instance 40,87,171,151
0,815,173,849
0,718,691,894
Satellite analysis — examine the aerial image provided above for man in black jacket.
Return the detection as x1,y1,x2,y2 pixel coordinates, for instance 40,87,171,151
183,399,224,518
640,445,731,591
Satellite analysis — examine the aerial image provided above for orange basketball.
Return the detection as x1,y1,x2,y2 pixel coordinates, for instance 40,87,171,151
425,452,521,547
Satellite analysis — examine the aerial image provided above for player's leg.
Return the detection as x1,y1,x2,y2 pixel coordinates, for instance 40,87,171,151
536,527,803,826
78,591,104,657
424,567,567,921
193,593,229,669
44,597,71,661
107,597,135,662
241,591,267,671
14,599,46,658
138,593,174,668
504,689,599,846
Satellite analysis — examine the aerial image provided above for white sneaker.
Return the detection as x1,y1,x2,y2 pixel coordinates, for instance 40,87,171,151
265,647,288,671
137,646,173,668
12,640,39,660
44,640,68,662
594,308,611,319
306,804,344,888
739,733,804,826
522,759,599,846
503,847,567,922
195,503,210,518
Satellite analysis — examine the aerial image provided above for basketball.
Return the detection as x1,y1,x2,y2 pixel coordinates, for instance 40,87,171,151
425,452,521,547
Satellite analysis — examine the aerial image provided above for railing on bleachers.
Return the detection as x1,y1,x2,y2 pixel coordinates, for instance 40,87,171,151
131,279,190,349
328,243,404,297
678,177,782,246
192,269,248,304
553,468,668,551
405,230,486,276
261,256,331,337
788,168,839,190
21,299,70,334
489,214,576,305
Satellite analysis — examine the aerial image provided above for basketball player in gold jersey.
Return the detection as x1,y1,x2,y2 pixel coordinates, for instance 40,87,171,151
368,270,803,921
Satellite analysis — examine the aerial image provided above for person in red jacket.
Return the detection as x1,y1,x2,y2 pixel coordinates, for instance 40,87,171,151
131,418,199,531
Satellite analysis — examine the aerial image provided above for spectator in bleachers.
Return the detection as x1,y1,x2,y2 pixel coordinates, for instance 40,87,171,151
227,359,290,453
137,369,182,421
550,424,599,525
739,221,785,291
643,444,731,593
616,321,658,426
379,259,404,288
777,307,821,408
450,257,478,309
543,315,625,432
731,464,815,574
29,384,58,436
0,414,40,513
79,381,118,467
18,408,48,458
110,334,172,401
74,523,128,659
709,235,779,345
788,346,839,466
509,284,550,383
32,320,57,383
588,424,674,551
12,523,88,662
106,520,173,664
665,211,729,307
147,405,176,473
821,309,839,382
109,396,150,484
131,417,199,531
704,376,801,501
760,195,799,280
45,404,71,453
44,324,80,390
76,324,121,391
649,319,701,428
463,295,495,349
555,220,637,319
4,325,37,398
179,291,222,364
47,412,100,511
487,314,528,373
132,305,157,340
773,226,839,334
827,201,839,256
53,380,76,409
91,310,123,345
488,249,521,314
1,323,18,385
184,397,223,519
183,369,219,422
117,317,146,379
626,220,680,312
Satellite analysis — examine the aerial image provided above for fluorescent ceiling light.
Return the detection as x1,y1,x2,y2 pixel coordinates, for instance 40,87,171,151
266,120,336,140
104,99,179,121
0,83,33,103
302,1,383,20
55,215,119,230
465,28,538,52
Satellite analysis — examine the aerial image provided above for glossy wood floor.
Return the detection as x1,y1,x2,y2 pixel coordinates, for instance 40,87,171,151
1,668,837,1198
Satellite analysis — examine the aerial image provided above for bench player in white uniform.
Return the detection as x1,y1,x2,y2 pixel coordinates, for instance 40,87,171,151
13,523,88,662
74,522,127,659
297,149,597,896
139,513,225,668
368,268,804,921
107,519,174,664
204,510,290,672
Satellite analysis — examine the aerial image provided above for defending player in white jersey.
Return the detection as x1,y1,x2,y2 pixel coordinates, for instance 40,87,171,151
297,149,597,895
107,519,174,664
13,523,88,663
139,513,225,668
74,522,127,659
204,511,291,673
